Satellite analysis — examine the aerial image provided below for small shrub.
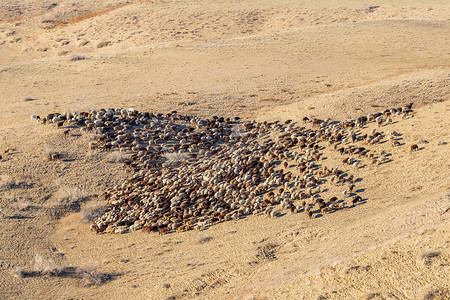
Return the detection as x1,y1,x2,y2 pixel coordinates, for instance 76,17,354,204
76,262,111,287
43,146,62,161
96,41,110,48
80,201,108,222
34,254,62,276
69,54,87,61
198,233,212,244
105,151,128,163
0,175,26,190
11,266,25,278
231,125,244,138
163,152,189,163
55,185,88,205
0,175,16,189
15,198,34,211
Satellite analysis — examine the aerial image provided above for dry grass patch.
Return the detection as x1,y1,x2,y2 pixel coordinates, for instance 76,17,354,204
46,185,89,219
0,175,27,190
105,151,128,163
69,54,87,62
76,262,111,287
80,201,109,222
11,266,25,278
55,185,88,205
163,152,190,164
34,254,62,276
198,233,213,244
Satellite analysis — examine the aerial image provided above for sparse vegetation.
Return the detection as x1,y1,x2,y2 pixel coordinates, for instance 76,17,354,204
96,41,111,48
11,266,25,278
231,124,243,138
0,175,17,189
43,146,62,161
163,152,189,163
69,54,87,61
80,201,109,222
34,254,62,276
14,197,34,211
0,175,26,190
198,233,213,244
55,185,88,205
76,262,111,287
105,151,128,163
45,185,89,219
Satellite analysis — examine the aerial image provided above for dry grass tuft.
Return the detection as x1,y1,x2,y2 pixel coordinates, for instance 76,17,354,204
105,151,128,163
76,262,111,287
55,185,88,205
43,146,62,161
422,288,450,300
14,198,34,211
0,175,27,190
34,254,62,276
231,124,244,138
46,185,89,219
80,201,109,222
69,54,87,61
163,152,189,163
97,41,111,48
11,266,25,278
0,175,17,189
198,233,213,244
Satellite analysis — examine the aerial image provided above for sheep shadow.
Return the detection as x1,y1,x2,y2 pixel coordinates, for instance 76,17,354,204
62,158,76,162
352,198,369,206
20,267,122,284
6,215,35,220
378,159,394,165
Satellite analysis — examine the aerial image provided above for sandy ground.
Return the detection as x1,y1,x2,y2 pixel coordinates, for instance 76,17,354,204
0,0,449,299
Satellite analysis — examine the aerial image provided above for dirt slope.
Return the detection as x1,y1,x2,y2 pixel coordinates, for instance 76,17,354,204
0,0,449,299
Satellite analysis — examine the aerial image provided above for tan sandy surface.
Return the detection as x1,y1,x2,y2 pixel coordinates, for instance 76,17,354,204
0,1,449,299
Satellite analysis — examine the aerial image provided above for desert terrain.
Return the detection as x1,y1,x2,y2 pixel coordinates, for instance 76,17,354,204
0,0,449,299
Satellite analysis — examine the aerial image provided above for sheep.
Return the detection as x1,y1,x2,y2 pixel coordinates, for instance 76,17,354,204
410,144,419,152
352,195,362,206
375,116,383,127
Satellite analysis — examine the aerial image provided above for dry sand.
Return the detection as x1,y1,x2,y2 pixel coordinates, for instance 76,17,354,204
0,0,449,299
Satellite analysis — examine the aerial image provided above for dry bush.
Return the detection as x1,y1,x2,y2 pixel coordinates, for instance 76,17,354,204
231,124,244,138
11,266,25,278
0,175,16,189
80,201,108,222
96,41,111,48
76,262,111,287
0,175,26,189
86,150,99,160
45,185,88,219
55,185,88,205
163,152,189,163
34,254,62,276
14,198,34,211
69,54,87,61
422,288,450,300
43,146,62,161
105,151,128,163
198,233,213,244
